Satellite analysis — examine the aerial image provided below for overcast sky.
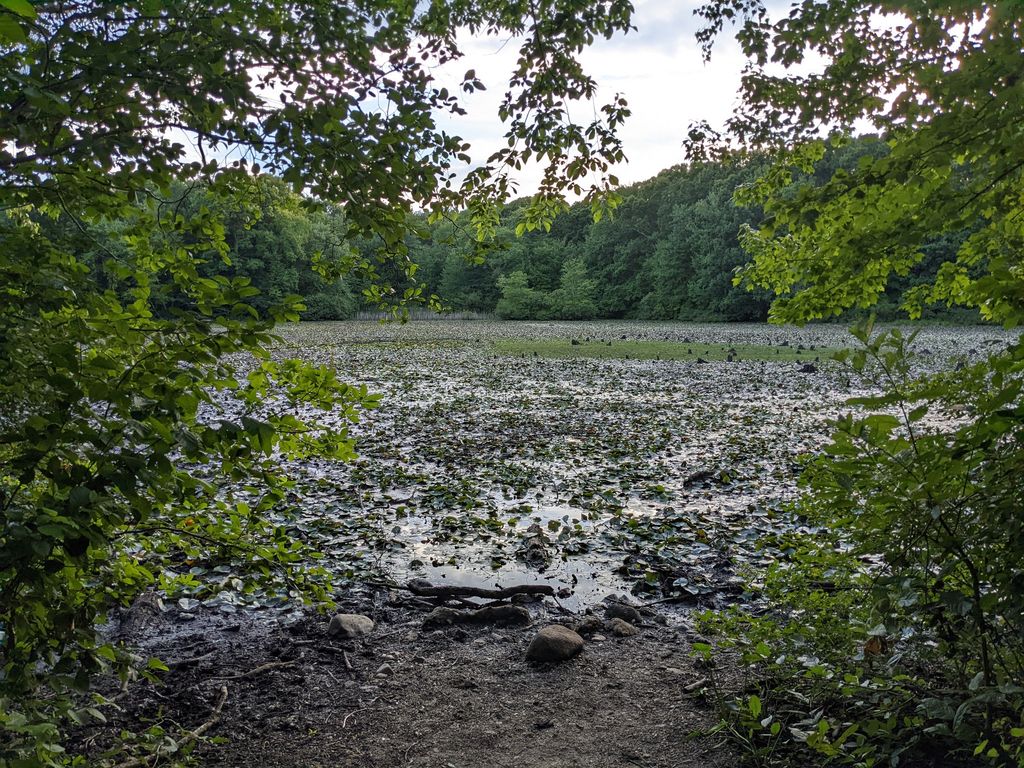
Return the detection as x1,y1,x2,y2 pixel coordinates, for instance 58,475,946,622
432,0,751,197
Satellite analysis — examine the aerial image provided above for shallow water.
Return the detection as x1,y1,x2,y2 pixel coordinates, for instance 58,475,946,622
255,320,1008,611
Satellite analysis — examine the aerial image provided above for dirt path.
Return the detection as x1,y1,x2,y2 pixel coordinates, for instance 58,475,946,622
104,592,734,768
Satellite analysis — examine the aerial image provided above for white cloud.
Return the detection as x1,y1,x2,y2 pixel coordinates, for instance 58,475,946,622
432,0,750,197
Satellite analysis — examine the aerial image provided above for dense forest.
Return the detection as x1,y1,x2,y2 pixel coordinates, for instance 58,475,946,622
103,135,967,324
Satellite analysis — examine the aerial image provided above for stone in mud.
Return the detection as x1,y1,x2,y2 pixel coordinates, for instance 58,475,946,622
328,613,374,640
607,618,639,637
518,523,552,568
574,615,604,637
604,602,642,625
526,625,584,662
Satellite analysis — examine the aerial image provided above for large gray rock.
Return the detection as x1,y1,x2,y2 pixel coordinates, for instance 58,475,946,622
328,613,375,640
526,625,584,663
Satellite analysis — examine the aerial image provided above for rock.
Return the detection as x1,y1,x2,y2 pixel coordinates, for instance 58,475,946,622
328,613,375,640
526,625,584,662
590,634,607,642
607,618,639,637
423,605,530,629
574,615,604,637
517,523,552,569
604,602,642,625
375,663,394,677
798,362,817,374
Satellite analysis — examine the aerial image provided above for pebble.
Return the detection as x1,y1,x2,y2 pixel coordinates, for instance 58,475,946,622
375,663,394,677
590,634,607,642
526,625,584,662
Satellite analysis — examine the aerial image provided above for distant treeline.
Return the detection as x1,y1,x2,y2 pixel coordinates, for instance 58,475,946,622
404,135,972,322
69,135,974,322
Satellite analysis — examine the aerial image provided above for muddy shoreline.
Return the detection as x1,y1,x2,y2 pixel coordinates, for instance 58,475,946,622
86,585,734,768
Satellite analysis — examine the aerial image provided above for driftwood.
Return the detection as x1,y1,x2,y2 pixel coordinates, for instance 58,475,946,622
423,605,531,629
406,578,554,600
166,651,216,669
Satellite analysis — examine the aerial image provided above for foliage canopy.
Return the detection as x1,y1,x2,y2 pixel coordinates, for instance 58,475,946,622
692,2,1024,325
693,2,1024,766
0,1,633,763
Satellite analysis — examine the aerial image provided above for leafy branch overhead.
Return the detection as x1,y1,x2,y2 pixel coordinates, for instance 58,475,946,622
1,0,632,242
691,2,1024,325
0,1,634,764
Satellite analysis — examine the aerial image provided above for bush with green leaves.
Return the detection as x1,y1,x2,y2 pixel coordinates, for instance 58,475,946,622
690,2,1024,765
696,321,1024,766
495,270,549,319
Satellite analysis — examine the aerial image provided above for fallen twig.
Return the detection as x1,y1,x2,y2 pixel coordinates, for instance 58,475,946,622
318,644,354,671
644,595,697,606
683,677,709,693
166,651,216,669
342,696,380,728
213,660,298,680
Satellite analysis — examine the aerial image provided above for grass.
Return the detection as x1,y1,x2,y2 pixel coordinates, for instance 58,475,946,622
492,338,834,362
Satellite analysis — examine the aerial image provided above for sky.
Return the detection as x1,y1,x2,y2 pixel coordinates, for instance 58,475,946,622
431,0,751,197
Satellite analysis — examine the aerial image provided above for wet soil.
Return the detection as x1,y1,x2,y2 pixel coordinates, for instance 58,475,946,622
98,590,733,768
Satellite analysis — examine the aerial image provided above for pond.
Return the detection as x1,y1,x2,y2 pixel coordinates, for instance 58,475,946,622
249,320,1007,612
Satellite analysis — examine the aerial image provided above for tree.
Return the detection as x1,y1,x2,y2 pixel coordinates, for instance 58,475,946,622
691,4,1024,324
692,3,1024,765
0,1,633,762
495,270,547,319
549,256,597,319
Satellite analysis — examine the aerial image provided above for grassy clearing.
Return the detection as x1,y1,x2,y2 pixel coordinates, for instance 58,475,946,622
492,338,834,362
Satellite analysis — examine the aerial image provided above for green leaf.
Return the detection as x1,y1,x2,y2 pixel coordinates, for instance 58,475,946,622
0,0,36,18
0,13,27,41
748,695,762,719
